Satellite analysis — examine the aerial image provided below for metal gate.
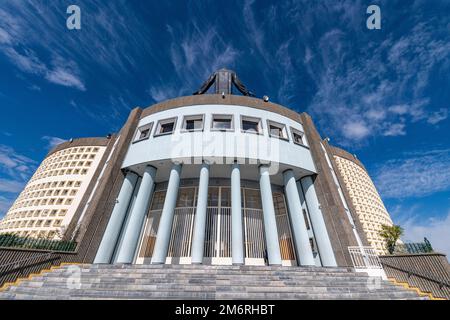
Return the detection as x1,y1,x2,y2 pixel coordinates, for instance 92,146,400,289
135,185,293,266
273,191,297,266
203,187,232,265
243,188,267,265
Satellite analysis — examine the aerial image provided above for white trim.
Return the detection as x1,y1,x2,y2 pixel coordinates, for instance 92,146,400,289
154,117,178,137
210,114,234,132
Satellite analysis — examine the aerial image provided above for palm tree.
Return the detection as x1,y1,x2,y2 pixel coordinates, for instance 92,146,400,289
379,224,404,254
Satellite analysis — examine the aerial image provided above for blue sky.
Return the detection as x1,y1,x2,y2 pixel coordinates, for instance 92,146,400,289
0,1,449,255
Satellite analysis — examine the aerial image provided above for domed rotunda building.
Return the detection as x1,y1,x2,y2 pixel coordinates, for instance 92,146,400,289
1,69,393,271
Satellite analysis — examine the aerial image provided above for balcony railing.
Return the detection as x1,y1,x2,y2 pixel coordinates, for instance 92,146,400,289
0,234,77,252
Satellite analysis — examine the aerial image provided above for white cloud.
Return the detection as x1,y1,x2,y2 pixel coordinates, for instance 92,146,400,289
304,16,450,145
375,149,450,199
383,123,406,137
0,144,36,178
41,136,66,149
45,68,86,91
0,195,14,218
388,104,409,115
0,145,36,216
154,22,240,100
427,108,448,125
0,178,25,193
343,121,371,140
400,211,450,259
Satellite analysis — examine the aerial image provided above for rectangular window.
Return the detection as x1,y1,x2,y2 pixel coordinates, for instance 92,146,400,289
134,122,153,142
303,209,311,230
182,115,204,132
211,114,233,131
267,120,289,140
291,127,307,147
241,116,262,134
155,117,177,136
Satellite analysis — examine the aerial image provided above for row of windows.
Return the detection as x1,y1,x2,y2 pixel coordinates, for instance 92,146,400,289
0,218,63,229
134,114,308,147
2,209,68,221
31,168,90,180
12,197,75,209
29,146,100,183
11,181,82,208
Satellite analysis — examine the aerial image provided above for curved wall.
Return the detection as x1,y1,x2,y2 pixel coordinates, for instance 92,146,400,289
330,146,394,255
122,104,316,184
0,138,108,239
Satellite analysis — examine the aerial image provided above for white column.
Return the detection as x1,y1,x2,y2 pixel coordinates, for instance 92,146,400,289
259,166,282,265
191,162,209,264
300,176,337,267
151,163,182,264
94,171,138,264
231,162,244,265
283,169,315,266
115,166,157,264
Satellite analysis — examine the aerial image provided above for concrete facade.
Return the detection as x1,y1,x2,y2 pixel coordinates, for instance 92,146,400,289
0,94,381,269
330,146,394,255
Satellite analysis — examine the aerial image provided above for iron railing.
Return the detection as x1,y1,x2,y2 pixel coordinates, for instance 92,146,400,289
348,246,382,269
380,260,450,289
0,250,62,287
0,234,77,252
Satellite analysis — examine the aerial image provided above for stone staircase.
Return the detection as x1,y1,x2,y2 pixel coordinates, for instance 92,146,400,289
0,264,426,300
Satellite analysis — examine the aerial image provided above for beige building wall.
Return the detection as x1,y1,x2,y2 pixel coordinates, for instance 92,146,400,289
0,144,106,240
331,148,393,255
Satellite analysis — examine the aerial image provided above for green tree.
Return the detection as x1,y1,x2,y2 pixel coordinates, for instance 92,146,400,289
379,224,404,254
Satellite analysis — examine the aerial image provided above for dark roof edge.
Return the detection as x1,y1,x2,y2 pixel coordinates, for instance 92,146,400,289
329,145,367,171
46,137,110,158
139,94,304,124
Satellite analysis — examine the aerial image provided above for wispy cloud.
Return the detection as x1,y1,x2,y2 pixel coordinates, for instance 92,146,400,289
148,22,239,102
374,149,450,199
0,6,86,91
0,195,15,219
427,108,448,125
285,5,450,145
398,210,450,259
0,145,36,216
0,145,36,180
41,136,67,150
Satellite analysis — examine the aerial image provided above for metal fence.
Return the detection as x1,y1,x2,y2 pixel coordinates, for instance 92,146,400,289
394,242,434,255
380,253,450,299
0,234,77,252
348,246,382,269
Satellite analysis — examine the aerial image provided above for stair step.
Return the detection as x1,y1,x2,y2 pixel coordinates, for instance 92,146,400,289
0,264,425,300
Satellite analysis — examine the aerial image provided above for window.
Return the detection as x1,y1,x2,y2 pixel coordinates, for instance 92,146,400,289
155,117,177,136
290,127,307,147
241,116,262,134
182,115,204,132
134,122,153,142
211,114,233,131
267,120,288,140
303,209,311,230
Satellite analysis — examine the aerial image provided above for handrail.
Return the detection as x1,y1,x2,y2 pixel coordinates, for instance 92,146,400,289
381,260,450,288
